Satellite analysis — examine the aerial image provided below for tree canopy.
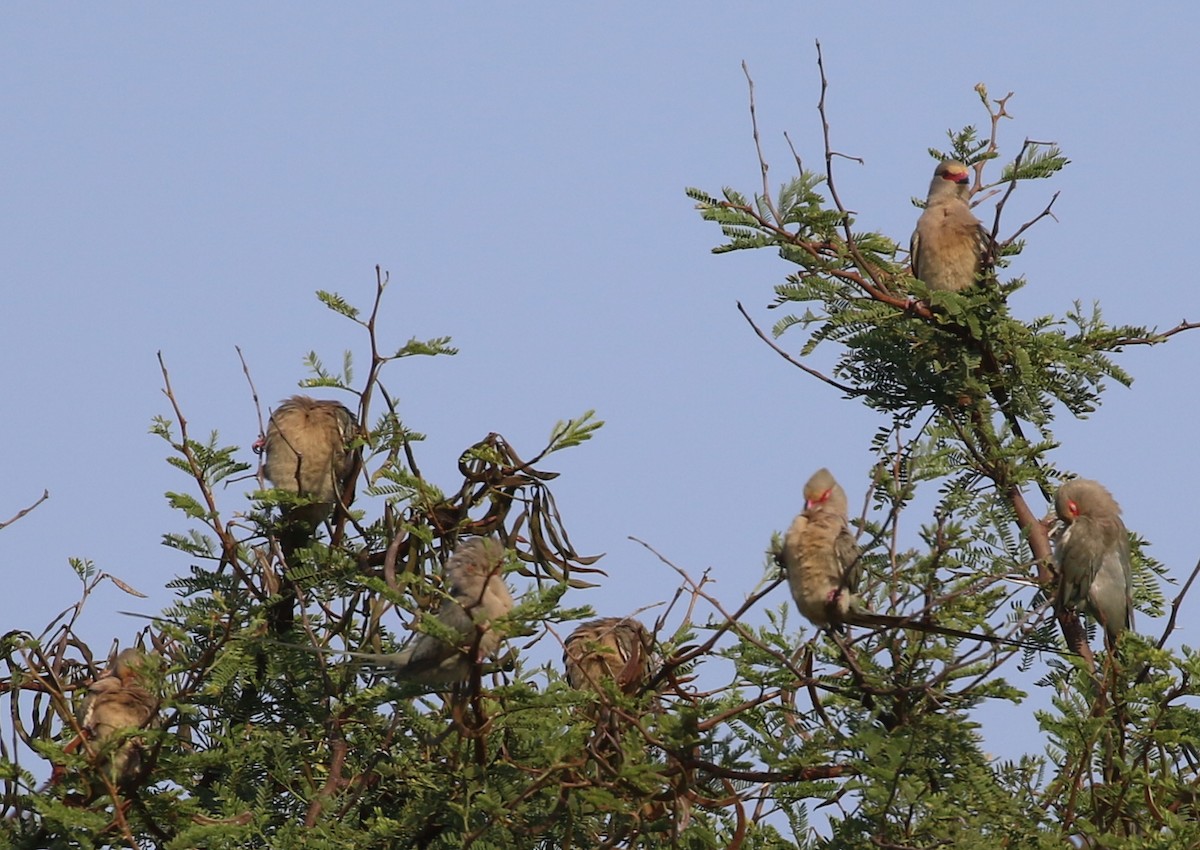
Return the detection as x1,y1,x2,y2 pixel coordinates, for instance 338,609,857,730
3,55,1199,849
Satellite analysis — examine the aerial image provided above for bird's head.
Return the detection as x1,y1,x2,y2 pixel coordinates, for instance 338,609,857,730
936,160,970,185
802,468,848,516
1055,478,1122,523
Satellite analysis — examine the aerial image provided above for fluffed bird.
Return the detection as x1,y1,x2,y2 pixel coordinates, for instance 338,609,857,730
563,617,656,694
910,160,991,292
1053,478,1134,647
261,395,359,630
77,648,160,794
563,616,674,819
263,395,359,532
780,468,861,629
299,537,515,686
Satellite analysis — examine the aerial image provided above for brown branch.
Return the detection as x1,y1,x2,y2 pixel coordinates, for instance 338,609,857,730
1111,320,1200,347
157,353,262,600
741,61,780,227
1155,554,1200,651
977,87,1015,178
736,301,871,398
305,728,349,827
0,490,49,530
813,40,880,293
1000,188,1060,249
628,538,816,689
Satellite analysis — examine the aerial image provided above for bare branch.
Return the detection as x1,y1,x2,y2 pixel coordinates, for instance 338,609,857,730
0,490,48,531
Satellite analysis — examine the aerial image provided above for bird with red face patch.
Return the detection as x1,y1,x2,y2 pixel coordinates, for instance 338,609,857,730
910,160,992,292
780,468,861,629
1052,478,1133,647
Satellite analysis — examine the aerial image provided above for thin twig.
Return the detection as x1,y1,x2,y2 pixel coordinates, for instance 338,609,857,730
736,302,868,398
1111,320,1200,347
741,61,780,226
0,490,49,530
1155,555,1200,650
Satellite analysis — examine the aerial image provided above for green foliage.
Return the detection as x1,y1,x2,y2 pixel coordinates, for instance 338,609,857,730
3,75,1198,850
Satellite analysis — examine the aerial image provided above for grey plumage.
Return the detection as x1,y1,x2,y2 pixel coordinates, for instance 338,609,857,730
1053,478,1134,646
336,537,515,685
910,160,991,292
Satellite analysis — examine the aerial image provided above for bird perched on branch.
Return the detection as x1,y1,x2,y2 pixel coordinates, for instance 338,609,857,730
75,648,160,795
910,159,992,292
263,395,359,533
779,469,1061,653
1052,478,1134,647
302,537,515,686
261,395,359,631
563,617,656,694
780,468,861,629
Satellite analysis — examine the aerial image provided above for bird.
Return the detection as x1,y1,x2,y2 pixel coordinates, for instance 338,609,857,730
296,537,515,686
780,468,862,629
1052,478,1134,647
262,395,359,534
76,648,160,794
779,469,1060,653
563,617,656,694
910,159,992,292
562,617,671,814
261,395,359,630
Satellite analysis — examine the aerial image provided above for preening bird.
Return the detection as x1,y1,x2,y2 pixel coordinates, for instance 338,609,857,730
308,537,515,686
77,648,160,793
1053,478,1134,647
780,468,861,629
910,159,991,292
563,617,655,693
261,395,359,630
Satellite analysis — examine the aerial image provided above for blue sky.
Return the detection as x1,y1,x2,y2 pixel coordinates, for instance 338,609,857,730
3,4,1198,778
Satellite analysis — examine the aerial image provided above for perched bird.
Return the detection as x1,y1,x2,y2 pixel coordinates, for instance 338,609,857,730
778,470,1069,655
263,395,359,533
563,617,656,694
563,617,670,814
910,160,991,292
78,648,160,793
1053,478,1134,646
780,468,861,629
261,395,359,630
315,537,515,686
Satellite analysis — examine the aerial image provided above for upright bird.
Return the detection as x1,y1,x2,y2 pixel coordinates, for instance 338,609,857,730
313,537,515,686
1052,478,1134,647
77,648,160,795
910,159,991,292
780,470,1069,653
563,617,656,694
780,468,861,629
262,395,359,630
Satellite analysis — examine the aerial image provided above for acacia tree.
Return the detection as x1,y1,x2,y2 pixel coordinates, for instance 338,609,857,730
3,54,1200,849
